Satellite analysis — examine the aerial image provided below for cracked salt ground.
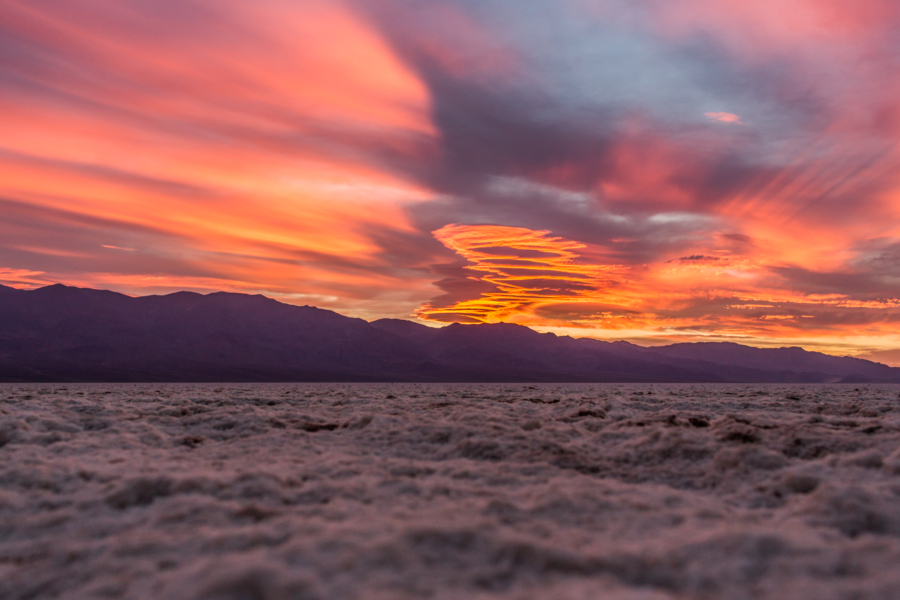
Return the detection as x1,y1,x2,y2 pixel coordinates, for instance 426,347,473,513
2,384,900,599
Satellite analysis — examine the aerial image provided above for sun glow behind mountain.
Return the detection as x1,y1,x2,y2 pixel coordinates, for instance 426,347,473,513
3,0,900,356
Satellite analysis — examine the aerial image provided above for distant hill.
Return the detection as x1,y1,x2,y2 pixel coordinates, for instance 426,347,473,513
1,284,898,383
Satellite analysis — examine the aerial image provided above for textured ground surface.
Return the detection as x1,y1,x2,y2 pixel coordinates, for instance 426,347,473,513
2,383,900,599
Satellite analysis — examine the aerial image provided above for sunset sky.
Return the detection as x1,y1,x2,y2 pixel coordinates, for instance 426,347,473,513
3,0,900,359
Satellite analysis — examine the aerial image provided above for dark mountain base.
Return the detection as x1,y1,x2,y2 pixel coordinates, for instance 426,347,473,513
2,284,898,383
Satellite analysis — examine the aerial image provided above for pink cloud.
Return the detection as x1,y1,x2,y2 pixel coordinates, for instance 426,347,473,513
705,112,743,124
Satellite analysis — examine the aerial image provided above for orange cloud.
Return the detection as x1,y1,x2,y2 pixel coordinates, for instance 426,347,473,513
0,268,47,288
416,224,627,323
416,223,900,354
0,0,439,319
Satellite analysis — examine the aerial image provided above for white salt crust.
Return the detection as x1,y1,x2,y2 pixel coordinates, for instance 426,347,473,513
2,383,900,599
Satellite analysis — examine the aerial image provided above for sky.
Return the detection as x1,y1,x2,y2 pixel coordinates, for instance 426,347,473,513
3,0,900,360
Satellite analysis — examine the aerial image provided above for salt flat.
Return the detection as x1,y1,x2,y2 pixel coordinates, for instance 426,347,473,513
1,383,900,599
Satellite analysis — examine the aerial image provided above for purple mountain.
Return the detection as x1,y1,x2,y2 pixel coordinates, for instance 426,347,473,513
1,284,897,383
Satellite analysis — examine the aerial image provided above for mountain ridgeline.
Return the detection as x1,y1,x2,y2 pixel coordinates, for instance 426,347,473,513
1,284,897,383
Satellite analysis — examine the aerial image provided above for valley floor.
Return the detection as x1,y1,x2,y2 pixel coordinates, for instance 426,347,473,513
2,383,900,599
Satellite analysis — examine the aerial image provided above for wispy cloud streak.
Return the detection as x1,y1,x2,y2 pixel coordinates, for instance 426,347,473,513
416,224,623,323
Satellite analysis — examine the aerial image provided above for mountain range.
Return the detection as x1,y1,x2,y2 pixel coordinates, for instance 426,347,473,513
1,284,898,383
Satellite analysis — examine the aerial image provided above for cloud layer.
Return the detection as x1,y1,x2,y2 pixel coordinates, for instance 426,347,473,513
3,0,900,353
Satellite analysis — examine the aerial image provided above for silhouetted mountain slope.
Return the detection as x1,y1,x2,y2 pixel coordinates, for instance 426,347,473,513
645,342,898,380
0,285,430,382
2,284,898,382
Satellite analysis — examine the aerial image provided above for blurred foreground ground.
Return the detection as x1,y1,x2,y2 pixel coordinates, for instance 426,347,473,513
2,383,900,599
